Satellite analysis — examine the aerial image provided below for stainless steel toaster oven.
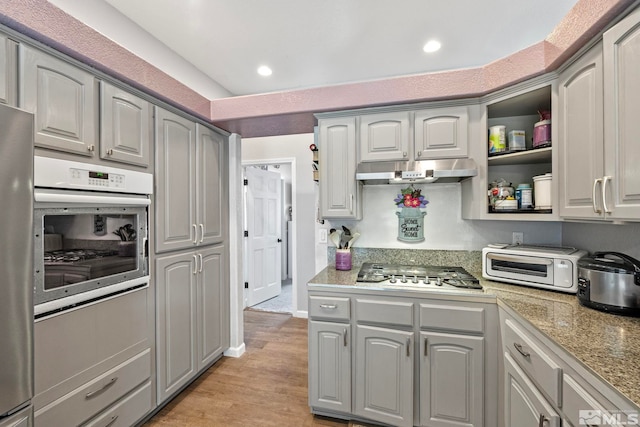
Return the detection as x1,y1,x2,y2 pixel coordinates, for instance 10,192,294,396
482,244,587,293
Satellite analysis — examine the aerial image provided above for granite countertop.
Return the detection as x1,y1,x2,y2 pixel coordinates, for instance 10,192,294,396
308,264,640,408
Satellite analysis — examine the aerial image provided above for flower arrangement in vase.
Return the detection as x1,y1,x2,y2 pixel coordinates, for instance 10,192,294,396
394,186,428,242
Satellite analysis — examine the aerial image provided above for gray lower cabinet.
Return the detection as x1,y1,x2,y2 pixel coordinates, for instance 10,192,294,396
308,291,494,427
504,352,560,427
0,406,31,427
420,332,484,427
20,44,98,156
33,288,151,427
100,81,151,167
155,108,226,252
355,325,414,427
308,321,351,413
0,32,17,106
156,244,227,404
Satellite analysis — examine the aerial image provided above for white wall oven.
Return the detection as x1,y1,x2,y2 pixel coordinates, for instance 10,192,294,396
33,157,153,317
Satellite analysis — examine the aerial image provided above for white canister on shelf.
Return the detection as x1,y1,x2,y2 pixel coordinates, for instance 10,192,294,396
533,173,552,210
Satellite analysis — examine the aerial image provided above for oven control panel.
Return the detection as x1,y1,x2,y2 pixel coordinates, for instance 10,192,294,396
70,168,125,189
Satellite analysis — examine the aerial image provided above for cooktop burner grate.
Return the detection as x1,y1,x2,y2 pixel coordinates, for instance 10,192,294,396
356,262,482,290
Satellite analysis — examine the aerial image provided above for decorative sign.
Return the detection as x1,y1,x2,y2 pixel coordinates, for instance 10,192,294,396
394,186,428,243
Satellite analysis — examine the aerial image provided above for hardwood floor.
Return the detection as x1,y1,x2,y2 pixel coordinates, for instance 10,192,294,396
144,309,368,426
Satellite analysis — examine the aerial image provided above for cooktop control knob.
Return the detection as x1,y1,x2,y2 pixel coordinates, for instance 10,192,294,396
436,277,442,286
390,275,397,284
400,274,407,284
412,275,419,284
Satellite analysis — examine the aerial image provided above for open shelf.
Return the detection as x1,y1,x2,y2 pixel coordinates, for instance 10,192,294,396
488,147,552,166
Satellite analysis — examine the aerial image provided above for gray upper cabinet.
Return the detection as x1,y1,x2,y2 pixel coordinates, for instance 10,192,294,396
0,32,17,106
558,42,604,219
196,124,225,246
420,331,484,427
155,108,226,252
603,6,640,219
414,106,469,159
100,81,151,167
155,107,197,252
318,117,361,219
560,6,640,221
20,44,98,156
359,111,410,162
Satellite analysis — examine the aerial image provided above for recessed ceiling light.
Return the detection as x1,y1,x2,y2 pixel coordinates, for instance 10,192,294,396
257,65,272,76
423,40,441,53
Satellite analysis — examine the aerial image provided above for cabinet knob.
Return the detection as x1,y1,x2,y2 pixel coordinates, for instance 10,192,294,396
417,151,422,157
403,152,408,157
106,148,113,156
87,144,95,152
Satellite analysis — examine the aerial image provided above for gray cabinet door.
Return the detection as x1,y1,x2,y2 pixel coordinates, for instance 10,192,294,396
355,325,413,427
197,244,228,369
420,332,484,427
603,7,640,219
0,405,30,427
196,124,225,245
308,320,351,414
504,353,560,427
414,106,469,160
359,112,410,162
155,107,197,253
558,42,605,219
100,81,151,167
0,33,17,106
20,44,97,156
319,117,360,219
156,251,198,403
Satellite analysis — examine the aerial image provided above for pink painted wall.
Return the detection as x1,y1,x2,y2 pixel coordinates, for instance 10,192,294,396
0,0,635,137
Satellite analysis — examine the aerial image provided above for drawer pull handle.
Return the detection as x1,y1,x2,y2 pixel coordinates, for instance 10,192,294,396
192,224,198,244
102,415,119,427
592,178,603,214
85,376,118,399
513,342,530,358
198,253,203,273
319,304,337,309
199,224,205,243
602,176,612,214
406,337,411,357
538,414,548,427
343,328,348,347
193,254,198,274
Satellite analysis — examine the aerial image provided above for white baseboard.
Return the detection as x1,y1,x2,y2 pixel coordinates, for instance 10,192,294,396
294,310,308,319
224,342,246,358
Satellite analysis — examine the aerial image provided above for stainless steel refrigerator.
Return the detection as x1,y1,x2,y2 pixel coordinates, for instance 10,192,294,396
0,104,34,420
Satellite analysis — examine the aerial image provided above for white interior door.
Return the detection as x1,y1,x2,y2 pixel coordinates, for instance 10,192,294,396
245,167,282,306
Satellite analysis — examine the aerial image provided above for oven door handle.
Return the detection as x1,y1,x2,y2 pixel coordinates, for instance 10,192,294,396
34,189,150,206
487,253,554,266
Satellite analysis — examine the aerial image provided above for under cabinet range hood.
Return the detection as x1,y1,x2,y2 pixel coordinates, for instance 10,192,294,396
355,158,478,184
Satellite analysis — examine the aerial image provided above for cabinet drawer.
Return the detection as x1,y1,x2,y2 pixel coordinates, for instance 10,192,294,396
309,296,350,321
35,349,151,427
503,318,562,406
419,303,485,334
355,298,413,327
562,374,622,427
83,381,153,427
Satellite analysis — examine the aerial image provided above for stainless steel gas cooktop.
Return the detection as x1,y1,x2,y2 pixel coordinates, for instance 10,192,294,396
356,262,482,290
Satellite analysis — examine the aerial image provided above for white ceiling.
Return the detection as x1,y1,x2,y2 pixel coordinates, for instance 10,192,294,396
49,0,578,98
